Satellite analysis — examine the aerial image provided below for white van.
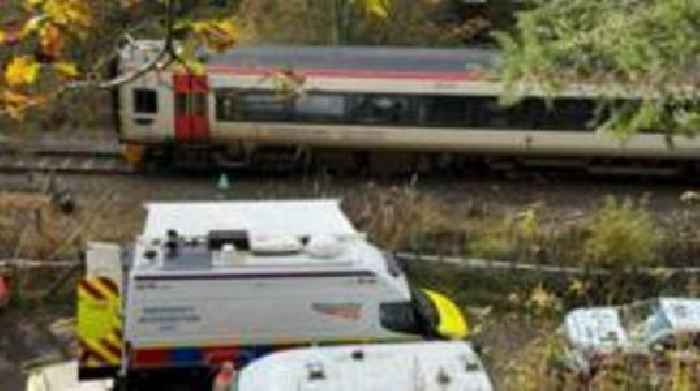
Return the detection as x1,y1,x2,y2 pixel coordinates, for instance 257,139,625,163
232,341,494,391
79,200,467,380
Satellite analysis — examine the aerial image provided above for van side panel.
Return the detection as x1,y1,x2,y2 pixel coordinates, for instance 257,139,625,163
125,273,412,368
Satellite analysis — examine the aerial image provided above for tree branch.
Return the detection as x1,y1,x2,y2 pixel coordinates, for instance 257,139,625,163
67,0,179,90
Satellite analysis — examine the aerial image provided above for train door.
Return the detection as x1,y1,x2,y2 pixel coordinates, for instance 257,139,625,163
174,74,210,143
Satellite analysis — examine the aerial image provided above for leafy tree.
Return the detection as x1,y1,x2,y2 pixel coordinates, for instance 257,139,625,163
236,0,480,47
496,0,700,140
0,0,388,120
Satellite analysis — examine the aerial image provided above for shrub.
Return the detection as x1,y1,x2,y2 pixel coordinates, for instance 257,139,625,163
466,218,513,259
466,205,545,261
346,182,453,251
582,196,660,268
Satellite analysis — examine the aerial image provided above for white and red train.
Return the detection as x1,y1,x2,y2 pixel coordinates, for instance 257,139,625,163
117,41,700,174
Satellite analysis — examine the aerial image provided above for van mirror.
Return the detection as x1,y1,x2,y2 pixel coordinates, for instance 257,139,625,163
420,289,468,340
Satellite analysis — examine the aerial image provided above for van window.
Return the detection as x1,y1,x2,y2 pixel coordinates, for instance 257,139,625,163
379,289,439,337
134,88,158,114
380,302,420,334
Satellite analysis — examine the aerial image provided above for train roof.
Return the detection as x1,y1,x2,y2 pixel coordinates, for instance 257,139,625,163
207,46,500,74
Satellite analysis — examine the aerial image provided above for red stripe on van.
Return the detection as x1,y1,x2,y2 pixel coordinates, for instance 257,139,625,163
132,349,170,366
204,346,241,364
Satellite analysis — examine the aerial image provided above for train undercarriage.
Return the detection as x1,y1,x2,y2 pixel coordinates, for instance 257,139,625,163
125,142,700,178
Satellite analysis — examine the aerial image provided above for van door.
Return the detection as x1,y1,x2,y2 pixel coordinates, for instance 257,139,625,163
173,74,210,143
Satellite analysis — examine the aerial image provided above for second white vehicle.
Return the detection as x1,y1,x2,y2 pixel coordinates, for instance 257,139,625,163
559,297,700,377
232,341,493,391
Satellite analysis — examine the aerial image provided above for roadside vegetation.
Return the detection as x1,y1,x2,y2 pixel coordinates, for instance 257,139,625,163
348,182,700,269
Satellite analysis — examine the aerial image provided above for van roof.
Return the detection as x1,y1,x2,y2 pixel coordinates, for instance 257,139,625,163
142,200,356,238
133,200,396,276
237,341,493,391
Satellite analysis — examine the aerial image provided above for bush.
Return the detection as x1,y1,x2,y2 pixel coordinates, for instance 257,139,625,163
466,205,545,261
467,232,512,259
346,183,453,251
582,196,660,268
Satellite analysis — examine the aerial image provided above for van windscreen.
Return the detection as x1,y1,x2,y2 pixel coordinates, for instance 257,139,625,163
380,302,419,334
379,290,439,337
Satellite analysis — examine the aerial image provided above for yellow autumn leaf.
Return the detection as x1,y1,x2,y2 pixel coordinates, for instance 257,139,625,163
567,279,586,296
0,31,5,44
43,0,92,30
176,59,206,76
528,283,556,310
352,0,389,18
24,0,44,9
1,89,40,119
39,23,64,59
191,19,239,52
1,89,31,105
4,56,41,87
54,62,79,79
21,15,46,38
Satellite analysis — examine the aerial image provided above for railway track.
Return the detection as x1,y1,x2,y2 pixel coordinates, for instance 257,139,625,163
0,142,134,175
0,139,694,180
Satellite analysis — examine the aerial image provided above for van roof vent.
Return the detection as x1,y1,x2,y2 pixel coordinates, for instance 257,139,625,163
250,234,302,255
306,361,325,381
305,235,343,259
213,243,245,266
208,230,249,251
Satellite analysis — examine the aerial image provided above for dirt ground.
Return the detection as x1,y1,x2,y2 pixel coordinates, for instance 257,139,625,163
6,170,698,218
0,305,74,391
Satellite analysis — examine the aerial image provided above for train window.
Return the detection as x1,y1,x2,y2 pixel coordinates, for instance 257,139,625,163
215,92,237,121
133,88,158,114
480,98,513,128
348,95,413,125
215,91,290,121
240,94,290,121
518,98,597,131
294,94,346,122
421,97,470,126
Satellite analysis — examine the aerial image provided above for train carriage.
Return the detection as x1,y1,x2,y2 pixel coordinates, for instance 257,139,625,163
118,41,700,174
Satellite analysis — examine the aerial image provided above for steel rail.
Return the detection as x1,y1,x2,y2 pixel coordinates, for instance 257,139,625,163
0,147,133,175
